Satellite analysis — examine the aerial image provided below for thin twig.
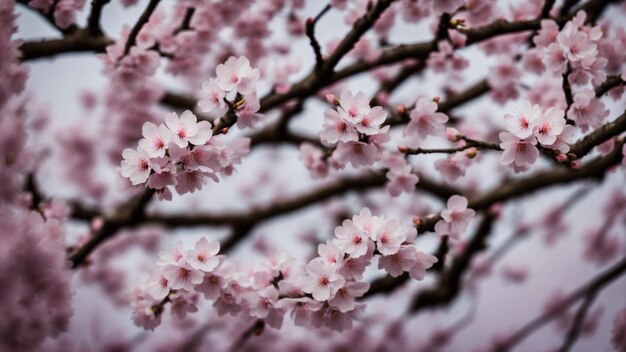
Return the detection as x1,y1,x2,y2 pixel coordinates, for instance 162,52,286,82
123,0,161,56
305,4,331,71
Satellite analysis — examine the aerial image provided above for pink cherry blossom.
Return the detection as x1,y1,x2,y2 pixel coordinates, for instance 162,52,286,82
138,122,171,158
277,297,323,327
499,132,539,172
164,110,213,147
374,219,408,256
194,272,227,300
334,218,371,258
378,245,418,277
434,195,476,239
612,308,626,351
215,56,260,94
300,260,345,301
197,78,226,113
157,240,185,267
162,263,203,291
146,271,170,300
187,238,220,272
328,281,369,313
385,165,419,197
337,90,371,124
320,108,358,145
567,89,610,132
534,106,566,146
504,100,541,139
409,250,438,280
299,143,329,179
434,153,471,183
120,147,151,185
334,141,379,168
405,98,449,140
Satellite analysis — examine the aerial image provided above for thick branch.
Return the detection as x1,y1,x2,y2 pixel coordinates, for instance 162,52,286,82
123,0,161,56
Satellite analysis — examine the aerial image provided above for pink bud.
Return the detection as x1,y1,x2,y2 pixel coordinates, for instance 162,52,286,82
570,160,582,170
489,203,502,218
397,146,408,153
395,105,406,114
91,216,104,231
325,94,339,106
376,92,388,106
465,147,477,159
446,127,461,142
555,153,568,163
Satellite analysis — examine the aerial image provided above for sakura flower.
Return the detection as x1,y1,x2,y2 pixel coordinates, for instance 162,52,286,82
301,260,345,301
169,291,199,320
215,56,260,94
120,147,151,185
567,89,609,132
299,143,329,179
385,165,419,197
334,141,378,168
534,106,566,145
164,110,213,147
198,78,226,113
328,281,370,313
187,238,220,272
354,106,386,135
235,93,263,129
337,90,371,124
138,122,171,158
146,271,170,300
374,219,409,256
338,248,372,281
404,98,449,140
434,153,470,183
557,25,597,63
334,218,371,258
504,101,541,139
499,132,539,171
317,240,344,267
550,125,577,153
320,108,358,145
162,263,203,291
352,207,384,241
277,297,323,327
194,272,227,300
157,240,185,267
409,250,438,280
434,195,476,239
612,308,626,351
378,245,418,277
246,286,283,325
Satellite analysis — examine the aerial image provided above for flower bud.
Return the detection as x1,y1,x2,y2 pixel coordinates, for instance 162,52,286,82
325,93,340,106
446,127,461,142
465,147,477,159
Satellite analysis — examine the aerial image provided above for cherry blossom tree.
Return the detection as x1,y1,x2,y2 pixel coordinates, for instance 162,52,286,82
3,0,626,350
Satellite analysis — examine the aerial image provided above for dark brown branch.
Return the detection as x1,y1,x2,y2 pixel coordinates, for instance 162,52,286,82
404,138,501,155
438,79,490,113
558,291,598,352
410,213,496,312
19,30,113,61
68,188,156,268
493,255,626,352
305,4,331,71
123,0,161,56
230,320,264,352
173,7,195,35
87,0,111,36
595,75,626,98
569,110,626,159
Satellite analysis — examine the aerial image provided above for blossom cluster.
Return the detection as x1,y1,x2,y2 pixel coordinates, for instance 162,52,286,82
131,208,438,332
531,12,611,131
319,91,389,169
198,56,264,130
499,100,574,172
120,110,250,200
434,195,476,240
27,0,84,29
